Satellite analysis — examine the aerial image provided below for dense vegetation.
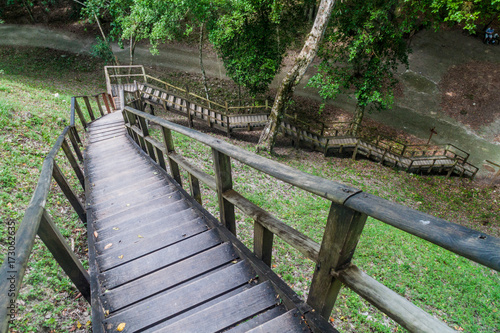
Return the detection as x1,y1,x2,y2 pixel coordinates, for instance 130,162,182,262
0,46,499,332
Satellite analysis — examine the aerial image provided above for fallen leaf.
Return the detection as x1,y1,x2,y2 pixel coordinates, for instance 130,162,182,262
272,264,277,268
86,320,91,326
126,203,130,207
113,227,119,230
118,255,124,259
77,321,82,329
117,323,126,331
138,235,143,238
104,243,113,250
105,310,110,317
69,326,76,332
231,260,238,264
94,231,98,238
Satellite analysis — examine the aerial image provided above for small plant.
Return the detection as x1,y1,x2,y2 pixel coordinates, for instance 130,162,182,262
91,37,115,64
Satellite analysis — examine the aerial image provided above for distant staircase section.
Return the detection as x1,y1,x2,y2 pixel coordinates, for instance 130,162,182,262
104,65,479,179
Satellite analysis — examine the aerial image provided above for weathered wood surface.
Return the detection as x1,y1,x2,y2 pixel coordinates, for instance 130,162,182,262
84,111,327,332
337,265,455,333
133,81,478,178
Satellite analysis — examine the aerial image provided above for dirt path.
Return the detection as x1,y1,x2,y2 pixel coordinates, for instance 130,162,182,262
1,24,499,174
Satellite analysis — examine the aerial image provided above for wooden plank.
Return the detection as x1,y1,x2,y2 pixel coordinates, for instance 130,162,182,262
89,173,162,200
307,203,367,318
97,217,209,270
102,260,255,332
90,181,173,208
246,309,309,333
90,184,176,213
223,190,320,263
154,281,279,333
224,306,287,333
99,229,222,289
337,265,455,332
52,161,87,225
102,242,237,312
37,209,91,302
93,194,185,229
344,192,500,272
254,221,274,267
93,206,196,242
92,188,181,221
212,148,236,234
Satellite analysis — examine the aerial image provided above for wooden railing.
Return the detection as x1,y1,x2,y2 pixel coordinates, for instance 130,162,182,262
114,67,478,178
123,105,500,333
0,93,114,331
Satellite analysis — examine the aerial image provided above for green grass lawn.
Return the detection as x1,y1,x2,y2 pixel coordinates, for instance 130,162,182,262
1,46,499,332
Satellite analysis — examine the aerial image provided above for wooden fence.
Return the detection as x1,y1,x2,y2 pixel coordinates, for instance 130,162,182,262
122,105,500,333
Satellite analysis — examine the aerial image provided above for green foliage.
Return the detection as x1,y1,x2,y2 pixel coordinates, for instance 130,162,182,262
90,36,115,63
209,0,290,95
308,0,411,115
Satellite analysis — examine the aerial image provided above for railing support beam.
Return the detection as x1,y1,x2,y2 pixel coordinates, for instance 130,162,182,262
52,161,87,225
307,202,367,318
212,148,236,235
38,209,91,303
162,127,182,186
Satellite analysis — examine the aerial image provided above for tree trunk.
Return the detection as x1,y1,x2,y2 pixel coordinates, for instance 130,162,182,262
351,104,364,136
257,0,336,152
199,23,211,108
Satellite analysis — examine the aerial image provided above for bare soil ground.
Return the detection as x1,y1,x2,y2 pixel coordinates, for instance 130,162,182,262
440,61,500,141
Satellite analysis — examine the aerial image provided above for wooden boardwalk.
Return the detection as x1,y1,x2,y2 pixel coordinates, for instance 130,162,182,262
85,112,324,332
134,81,478,179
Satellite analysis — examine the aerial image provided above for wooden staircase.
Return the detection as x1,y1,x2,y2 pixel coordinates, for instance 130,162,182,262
85,112,326,332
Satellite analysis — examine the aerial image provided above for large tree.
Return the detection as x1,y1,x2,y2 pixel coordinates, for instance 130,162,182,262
307,0,411,136
209,0,298,96
257,0,336,151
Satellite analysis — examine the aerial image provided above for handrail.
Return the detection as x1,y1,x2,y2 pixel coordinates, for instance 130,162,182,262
123,105,499,332
0,93,113,331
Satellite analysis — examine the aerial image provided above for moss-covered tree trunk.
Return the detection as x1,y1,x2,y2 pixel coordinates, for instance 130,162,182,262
257,0,336,152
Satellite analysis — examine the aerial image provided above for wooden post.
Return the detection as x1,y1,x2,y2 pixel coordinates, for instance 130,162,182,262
156,146,167,171
38,209,91,303
162,127,182,186
102,93,112,114
95,95,105,117
352,139,360,160
68,128,83,162
83,96,95,121
61,139,85,190
307,202,367,318
254,222,274,267
188,173,202,205
226,115,231,137
138,116,156,161
446,160,458,178
74,99,87,129
52,161,86,225
212,148,236,235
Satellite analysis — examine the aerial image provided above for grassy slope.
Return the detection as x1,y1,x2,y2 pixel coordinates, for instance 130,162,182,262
1,46,499,332
0,46,105,332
